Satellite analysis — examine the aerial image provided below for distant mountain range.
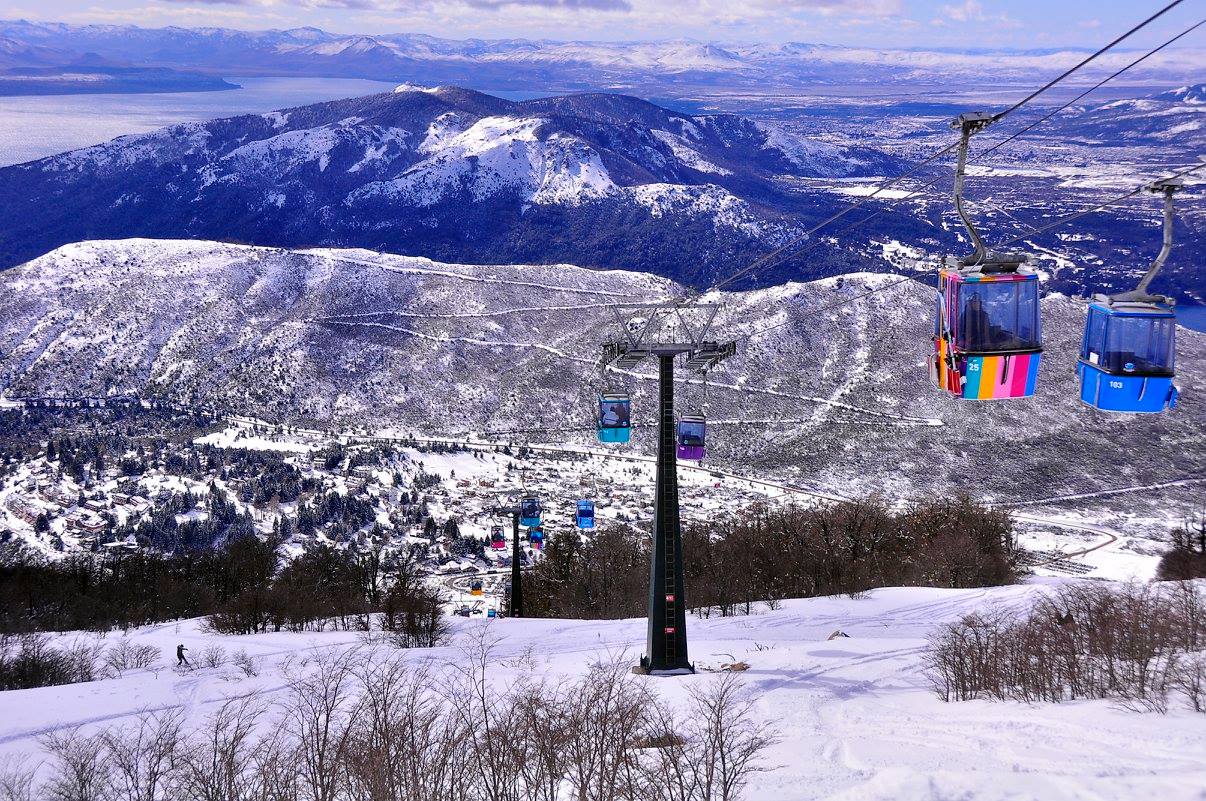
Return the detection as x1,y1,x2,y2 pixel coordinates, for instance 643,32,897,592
2,239,1202,514
0,86,906,286
0,19,1201,93
0,28,238,95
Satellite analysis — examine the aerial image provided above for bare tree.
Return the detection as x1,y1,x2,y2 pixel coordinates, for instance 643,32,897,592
40,728,110,801
0,755,36,801
446,629,528,801
99,708,185,801
247,727,301,801
179,697,266,801
280,649,359,801
560,658,651,801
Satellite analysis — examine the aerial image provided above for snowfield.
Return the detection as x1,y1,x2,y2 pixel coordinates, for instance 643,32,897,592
1,584,1203,800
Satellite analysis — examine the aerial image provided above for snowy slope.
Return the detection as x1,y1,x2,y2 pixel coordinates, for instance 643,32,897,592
1,240,1202,529
1,585,1203,801
1053,82,1206,144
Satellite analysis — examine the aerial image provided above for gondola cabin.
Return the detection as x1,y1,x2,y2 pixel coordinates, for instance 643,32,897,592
931,267,1042,399
487,608,497,619
677,415,707,461
528,527,544,550
470,580,484,597
1078,300,1178,413
490,526,506,550
597,393,632,443
576,500,596,530
519,497,542,527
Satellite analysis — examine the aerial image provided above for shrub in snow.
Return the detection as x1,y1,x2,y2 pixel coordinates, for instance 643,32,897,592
103,639,161,676
1157,513,1206,581
198,644,227,669
232,648,258,677
926,581,1206,713
4,637,778,800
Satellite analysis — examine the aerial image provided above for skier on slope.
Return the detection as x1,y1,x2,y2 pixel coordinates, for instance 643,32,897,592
177,644,190,667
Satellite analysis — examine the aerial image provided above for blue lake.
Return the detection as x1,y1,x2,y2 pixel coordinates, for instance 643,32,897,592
1178,305,1206,334
0,77,404,167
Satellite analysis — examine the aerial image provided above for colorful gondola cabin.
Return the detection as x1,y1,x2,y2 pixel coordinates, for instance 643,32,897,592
931,267,1042,400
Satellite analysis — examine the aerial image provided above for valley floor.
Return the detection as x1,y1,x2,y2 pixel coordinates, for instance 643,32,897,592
1,584,1203,800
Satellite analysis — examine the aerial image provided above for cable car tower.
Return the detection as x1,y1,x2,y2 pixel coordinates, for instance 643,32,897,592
488,501,529,618
601,302,736,675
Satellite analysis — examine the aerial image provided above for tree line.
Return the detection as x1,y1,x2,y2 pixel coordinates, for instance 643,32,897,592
0,535,443,647
523,496,1019,619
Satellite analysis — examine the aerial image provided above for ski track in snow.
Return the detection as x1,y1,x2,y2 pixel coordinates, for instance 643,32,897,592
323,254,639,298
316,300,667,321
999,476,1206,507
323,319,943,427
323,320,581,361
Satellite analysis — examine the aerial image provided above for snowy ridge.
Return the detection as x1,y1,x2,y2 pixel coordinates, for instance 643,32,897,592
0,86,898,278
350,116,617,208
1,239,1202,520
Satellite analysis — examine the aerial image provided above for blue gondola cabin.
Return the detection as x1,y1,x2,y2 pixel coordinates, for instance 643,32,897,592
597,393,632,443
1078,300,1178,413
528,527,544,550
576,500,596,529
519,497,542,527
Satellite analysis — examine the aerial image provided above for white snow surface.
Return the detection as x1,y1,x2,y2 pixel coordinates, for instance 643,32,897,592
651,129,732,175
629,183,771,238
351,114,616,207
1,584,1203,800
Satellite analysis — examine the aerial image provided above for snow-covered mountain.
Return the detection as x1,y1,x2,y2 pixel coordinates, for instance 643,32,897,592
0,87,901,284
2,239,1202,514
1054,83,1206,144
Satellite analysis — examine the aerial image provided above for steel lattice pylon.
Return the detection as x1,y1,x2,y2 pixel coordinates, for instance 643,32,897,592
600,301,735,675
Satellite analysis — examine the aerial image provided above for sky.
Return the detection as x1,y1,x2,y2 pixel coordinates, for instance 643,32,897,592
1,0,1201,49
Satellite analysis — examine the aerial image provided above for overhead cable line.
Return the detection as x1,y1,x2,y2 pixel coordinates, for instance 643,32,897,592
994,160,1206,250
977,15,1206,159
988,0,1189,124
738,156,1203,344
704,142,957,294
695,0,1195,297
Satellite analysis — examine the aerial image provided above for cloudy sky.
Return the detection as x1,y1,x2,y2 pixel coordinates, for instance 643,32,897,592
3,0,1199,48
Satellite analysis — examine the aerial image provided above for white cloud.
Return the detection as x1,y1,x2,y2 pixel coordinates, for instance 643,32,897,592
932,0,1019,30
61,2,290,23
